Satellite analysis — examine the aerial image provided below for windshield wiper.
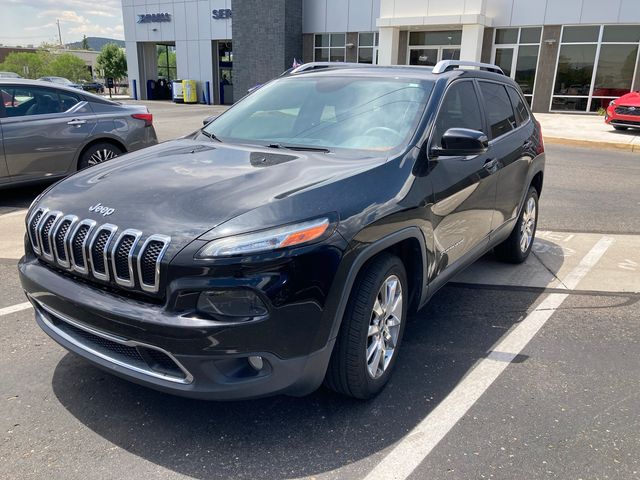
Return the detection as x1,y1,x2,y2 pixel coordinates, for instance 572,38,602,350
201,130,222,142
266,143,330,153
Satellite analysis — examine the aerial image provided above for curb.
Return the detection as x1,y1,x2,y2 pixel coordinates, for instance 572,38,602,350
544,135,640,153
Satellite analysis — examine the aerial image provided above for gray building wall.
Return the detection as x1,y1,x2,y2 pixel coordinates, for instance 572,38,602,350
480,27,494,64
233,0,302,97
531,25,561,113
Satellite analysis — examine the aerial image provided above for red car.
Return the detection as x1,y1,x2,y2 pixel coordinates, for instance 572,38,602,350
605,91,640,131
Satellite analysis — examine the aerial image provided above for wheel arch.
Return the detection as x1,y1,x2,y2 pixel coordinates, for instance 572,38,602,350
327,227,428,341
75,137,128,171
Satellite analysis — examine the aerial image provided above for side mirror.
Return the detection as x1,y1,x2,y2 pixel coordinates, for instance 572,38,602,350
202,114,219,126
432,128,488,157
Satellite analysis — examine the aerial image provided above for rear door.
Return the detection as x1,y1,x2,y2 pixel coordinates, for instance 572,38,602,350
476,81,533,231
0,85,97,183
429,79,499,268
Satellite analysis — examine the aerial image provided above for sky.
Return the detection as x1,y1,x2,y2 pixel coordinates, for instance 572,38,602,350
0,0,124,46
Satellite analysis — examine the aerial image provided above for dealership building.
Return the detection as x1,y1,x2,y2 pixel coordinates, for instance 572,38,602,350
122,0,640,113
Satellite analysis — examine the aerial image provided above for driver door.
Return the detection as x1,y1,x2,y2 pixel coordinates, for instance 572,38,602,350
428,80,499,269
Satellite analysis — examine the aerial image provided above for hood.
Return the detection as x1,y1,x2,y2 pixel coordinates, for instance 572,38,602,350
37,139,385,253
617,91,640,106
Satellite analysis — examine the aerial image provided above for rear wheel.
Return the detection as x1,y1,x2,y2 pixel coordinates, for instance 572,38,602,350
325,254,407,399
494,187,539,264
79,142,123,170
613,125,628,131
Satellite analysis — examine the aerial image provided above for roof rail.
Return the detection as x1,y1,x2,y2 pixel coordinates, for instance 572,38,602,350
289,62,372,74
432,60,505,75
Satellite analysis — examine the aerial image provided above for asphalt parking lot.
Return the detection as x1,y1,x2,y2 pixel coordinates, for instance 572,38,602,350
1,103,639,480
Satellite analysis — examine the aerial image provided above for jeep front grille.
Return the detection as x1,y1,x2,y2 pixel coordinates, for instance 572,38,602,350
27,207,170,294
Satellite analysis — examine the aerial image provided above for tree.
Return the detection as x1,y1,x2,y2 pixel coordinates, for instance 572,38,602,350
0,51,49,79
96,43,127,86
81,35,91,50
47,53,91,82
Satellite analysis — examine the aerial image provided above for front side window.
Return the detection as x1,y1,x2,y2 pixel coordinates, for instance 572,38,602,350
478,82,516,139
431,81,484,148
205,76,433,152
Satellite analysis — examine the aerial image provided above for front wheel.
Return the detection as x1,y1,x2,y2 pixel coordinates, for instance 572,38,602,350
325,253,408,399
78,142,123,170
613,125,627,131
494,186,539,264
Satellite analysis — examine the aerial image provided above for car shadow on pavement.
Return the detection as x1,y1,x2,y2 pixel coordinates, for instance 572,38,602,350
50,282,550,480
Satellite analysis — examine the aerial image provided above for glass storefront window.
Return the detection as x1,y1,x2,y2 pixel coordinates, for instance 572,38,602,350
552,25,640,112
358,32,379,64
495,28,518,44
515,45,539,96
602,25,640,43
492,27,541,105
409,30,462,46
593,43,638,97
562,26,600,43
554,44,597,97
519,27,542,44
314,34,345,62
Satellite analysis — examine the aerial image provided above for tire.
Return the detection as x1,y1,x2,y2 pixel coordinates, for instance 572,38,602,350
613,125,628,131
325,253,408,399
494,186,539,264
78,142,123,170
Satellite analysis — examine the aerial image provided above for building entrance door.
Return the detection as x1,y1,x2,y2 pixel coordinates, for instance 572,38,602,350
218,40,233,105
408,46,460,66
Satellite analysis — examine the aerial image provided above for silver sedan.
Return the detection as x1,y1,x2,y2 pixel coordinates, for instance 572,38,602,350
0,79,158,188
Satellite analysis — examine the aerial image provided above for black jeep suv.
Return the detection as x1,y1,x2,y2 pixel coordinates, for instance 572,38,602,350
19,61,544,400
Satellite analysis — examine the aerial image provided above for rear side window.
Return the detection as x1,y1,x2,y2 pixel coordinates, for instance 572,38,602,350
506,86,530,126
432,81,484,148
478,81,517,139
2,86,80,117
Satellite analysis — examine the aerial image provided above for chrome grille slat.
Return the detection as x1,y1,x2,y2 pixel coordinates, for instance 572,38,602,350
52,215,78,268
38,211,62,261
137,234,171,293
111,229,142,288
30,207,170,294
69,219,97,274
88,224,118,281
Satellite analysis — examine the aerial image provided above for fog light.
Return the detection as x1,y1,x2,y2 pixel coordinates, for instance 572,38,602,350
196,289,268,320
248,355,264,371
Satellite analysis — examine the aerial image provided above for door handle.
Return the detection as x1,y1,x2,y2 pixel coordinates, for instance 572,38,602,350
67,119,86,126
484,158,498,171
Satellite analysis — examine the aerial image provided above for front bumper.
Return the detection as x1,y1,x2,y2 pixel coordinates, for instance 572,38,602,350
19,255,338,400
605,106,640,129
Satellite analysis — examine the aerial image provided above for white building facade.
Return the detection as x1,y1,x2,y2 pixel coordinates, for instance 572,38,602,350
122,0,640,112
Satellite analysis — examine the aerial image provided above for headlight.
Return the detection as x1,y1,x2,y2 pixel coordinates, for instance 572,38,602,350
609,100,616,106
196,217,332,258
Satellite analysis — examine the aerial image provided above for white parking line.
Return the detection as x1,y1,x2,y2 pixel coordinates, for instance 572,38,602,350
363,236,614,480
0,302,32,317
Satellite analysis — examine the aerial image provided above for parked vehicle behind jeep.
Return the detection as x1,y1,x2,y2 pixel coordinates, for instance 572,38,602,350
19,61,544,400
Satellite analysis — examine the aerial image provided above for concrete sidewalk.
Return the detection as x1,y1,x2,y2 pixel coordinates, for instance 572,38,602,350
536,113,640,152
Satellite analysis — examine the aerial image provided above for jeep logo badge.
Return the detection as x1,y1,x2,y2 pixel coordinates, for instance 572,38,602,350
89,203,115,217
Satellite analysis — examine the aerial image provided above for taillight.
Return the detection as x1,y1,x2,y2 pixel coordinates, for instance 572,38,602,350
131,113,153,127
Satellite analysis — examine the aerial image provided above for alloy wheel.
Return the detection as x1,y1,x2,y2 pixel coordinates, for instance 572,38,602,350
88,148,118,166
520,196,537,253
366,274,403,379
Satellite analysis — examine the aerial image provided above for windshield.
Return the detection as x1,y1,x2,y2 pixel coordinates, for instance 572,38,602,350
204,75,433,152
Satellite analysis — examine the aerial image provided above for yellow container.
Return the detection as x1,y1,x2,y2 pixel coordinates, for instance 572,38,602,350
182,79,197,103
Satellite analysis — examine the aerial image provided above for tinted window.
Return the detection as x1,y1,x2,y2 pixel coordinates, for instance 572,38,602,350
432,81,484,148
478,82,516,139
506,86,529,125
1,86,80,117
